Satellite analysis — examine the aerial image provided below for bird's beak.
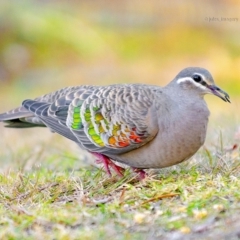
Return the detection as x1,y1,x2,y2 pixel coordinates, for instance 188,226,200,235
207,85,231,103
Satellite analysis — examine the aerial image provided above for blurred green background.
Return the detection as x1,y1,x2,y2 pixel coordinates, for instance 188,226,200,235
0,0,240,108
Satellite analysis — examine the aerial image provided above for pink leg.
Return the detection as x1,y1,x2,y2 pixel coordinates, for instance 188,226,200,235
132,168,147,180
92,153,125,177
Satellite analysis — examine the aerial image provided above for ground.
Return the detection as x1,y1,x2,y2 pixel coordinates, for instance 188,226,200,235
0,106,240,240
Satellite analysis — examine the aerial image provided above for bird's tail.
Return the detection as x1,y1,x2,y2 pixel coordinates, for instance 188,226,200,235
0,86,82,129
0,106,45,128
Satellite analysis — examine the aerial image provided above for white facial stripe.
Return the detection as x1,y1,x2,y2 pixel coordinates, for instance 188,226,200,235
177,77,207,90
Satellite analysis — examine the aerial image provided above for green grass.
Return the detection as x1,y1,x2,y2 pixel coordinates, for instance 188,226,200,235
0,130,240,239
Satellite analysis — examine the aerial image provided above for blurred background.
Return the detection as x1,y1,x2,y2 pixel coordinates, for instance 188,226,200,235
0,0,239,170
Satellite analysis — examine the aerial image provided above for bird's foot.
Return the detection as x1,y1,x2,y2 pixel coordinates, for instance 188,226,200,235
132,168,147,180
92,153,125,177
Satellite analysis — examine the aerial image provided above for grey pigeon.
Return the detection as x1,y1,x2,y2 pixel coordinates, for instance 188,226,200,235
0,67,230,178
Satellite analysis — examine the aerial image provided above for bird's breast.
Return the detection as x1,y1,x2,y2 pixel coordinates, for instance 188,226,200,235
111,103,209,169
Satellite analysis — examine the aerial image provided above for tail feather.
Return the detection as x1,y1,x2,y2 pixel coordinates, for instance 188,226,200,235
4,119,45,128
0,106,32,121
0,106,45,128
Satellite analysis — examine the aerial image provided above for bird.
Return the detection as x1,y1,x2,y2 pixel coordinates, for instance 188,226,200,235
0,67,230,178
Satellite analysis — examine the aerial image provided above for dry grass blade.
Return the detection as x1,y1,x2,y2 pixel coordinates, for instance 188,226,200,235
141,193,180,205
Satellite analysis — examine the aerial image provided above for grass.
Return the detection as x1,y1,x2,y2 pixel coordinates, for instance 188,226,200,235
0,123,240,239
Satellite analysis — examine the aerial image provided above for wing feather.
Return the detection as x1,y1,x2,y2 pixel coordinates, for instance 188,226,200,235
66,84,159,154
1,84,160,156
22,99,79,142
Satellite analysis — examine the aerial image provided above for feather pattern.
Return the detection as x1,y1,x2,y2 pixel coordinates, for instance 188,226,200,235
14,84,159,155
65,84,159,154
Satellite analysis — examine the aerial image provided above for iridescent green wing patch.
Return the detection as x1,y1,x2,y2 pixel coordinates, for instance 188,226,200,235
82,104,144,148
71,107,82,129
83,106,105,147
66,98,84,130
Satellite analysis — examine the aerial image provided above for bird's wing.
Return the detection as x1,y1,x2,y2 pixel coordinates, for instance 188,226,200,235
34,84,159,155
68,84,160,155
22,85,97,143
2,84,160,155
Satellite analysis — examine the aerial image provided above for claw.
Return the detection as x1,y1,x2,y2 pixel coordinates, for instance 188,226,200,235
92,153,147,179
92,153,125,177
132,168,147,180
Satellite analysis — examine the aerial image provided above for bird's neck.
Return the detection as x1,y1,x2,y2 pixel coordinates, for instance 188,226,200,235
163,84,205,106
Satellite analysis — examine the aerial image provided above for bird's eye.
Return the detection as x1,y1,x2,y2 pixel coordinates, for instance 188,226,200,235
192,74,202,82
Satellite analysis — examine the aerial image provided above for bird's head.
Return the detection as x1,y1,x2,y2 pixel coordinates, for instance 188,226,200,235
174,67,230,103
